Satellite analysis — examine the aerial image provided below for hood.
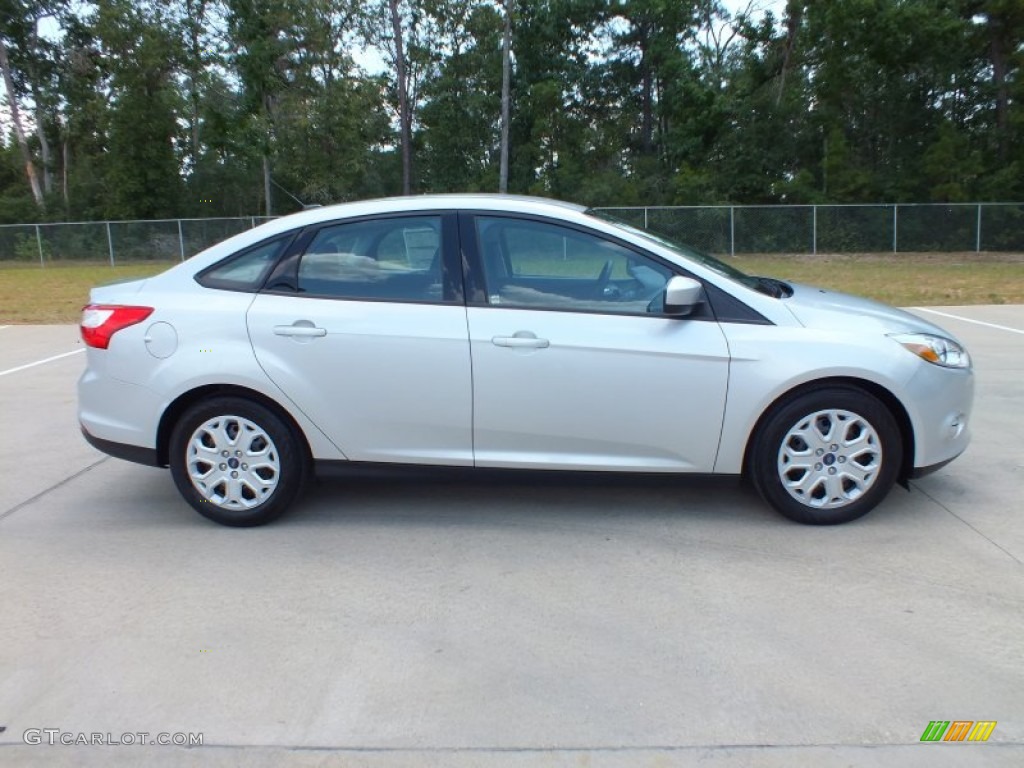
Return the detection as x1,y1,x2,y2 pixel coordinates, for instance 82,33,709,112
781,282,957,339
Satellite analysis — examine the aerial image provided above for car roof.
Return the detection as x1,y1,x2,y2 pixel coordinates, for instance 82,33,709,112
282,194,587,226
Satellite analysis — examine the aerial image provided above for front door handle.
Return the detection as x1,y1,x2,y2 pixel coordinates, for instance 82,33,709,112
492,332,549,349
274,324,327,338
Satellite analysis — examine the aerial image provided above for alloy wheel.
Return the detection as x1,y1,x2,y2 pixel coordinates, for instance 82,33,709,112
776,408,883,509
186,415,281,509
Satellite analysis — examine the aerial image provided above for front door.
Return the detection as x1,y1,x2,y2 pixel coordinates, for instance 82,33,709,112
464,214,730,471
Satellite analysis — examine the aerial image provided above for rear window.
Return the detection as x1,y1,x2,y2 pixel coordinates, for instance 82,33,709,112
196,237,290,292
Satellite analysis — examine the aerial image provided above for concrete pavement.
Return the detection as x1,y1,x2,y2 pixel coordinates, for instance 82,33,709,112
1,308,1022,767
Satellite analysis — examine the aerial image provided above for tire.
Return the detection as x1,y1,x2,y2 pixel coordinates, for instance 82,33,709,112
169,396,306,527
749,387,902,525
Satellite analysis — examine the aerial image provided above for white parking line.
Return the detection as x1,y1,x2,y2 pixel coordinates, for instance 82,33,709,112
0,325,10,330
912,308,1024,336
0,348,85,378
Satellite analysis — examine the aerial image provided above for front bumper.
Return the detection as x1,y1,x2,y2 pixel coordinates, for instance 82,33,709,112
904,362,974,471
909,454,961,479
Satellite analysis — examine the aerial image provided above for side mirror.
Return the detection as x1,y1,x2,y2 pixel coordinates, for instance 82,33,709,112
663,275,704,316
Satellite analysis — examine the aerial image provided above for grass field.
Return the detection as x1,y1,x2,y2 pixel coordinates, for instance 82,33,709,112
0,263,170,324
732,252,1024,308
0,252,1022,324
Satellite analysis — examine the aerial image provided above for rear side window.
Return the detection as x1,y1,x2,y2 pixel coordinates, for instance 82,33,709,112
196,237,290,292
296,216,445,303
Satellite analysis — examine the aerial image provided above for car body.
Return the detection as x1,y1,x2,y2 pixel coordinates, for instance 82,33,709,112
78,195,973,526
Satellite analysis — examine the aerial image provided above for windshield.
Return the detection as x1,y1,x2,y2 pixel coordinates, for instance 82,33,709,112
586,208,761,290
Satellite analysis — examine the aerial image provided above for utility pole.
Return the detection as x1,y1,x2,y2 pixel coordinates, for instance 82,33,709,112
498,0,513,193
263,155,272,216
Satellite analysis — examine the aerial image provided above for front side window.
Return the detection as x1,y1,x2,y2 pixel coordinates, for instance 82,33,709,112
587,208,761,290
475,216,673,315
297,216,445,303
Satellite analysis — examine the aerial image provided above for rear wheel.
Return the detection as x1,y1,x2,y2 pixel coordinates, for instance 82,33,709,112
750,387,902,525
169,397,306,526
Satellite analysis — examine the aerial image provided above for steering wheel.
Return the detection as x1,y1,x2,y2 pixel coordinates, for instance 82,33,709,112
594,259,614,298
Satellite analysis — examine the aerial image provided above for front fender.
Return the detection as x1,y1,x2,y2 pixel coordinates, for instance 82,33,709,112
715,324,918,474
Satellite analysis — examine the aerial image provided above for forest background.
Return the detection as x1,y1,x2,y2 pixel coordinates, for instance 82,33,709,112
1,0,1022,224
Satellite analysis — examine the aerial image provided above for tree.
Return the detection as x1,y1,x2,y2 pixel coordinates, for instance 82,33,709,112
0,36,42,206
58,8,115,219
272,0,392,204
610,0,696,158
418,1,502,192
362,0,432,195
505,0,611,200
91,0,184,218
227,0,306,214
0,0,59,209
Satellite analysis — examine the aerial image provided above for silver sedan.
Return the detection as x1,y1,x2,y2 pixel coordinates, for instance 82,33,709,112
78,195,973,526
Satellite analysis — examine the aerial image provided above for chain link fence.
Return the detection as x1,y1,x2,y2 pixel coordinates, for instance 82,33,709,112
0,216,275,267
0,204,1022,266
599,203,1024,255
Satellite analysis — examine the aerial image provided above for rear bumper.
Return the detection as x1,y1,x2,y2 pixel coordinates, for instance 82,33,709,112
81,425,161,467
78,363,164,454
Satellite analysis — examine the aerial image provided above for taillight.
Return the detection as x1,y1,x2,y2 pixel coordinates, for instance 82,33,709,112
80,305,154,349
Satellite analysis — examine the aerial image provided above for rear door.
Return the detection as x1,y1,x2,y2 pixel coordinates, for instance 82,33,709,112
247,213,473,465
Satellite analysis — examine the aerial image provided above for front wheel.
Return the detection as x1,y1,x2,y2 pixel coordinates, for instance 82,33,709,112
169,397,306,527
749,388,903,525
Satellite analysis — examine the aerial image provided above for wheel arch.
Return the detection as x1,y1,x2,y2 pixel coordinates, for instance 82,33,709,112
741,376,915,485
156,384,313,468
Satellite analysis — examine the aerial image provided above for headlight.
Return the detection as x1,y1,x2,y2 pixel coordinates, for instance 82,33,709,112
890,333,971,369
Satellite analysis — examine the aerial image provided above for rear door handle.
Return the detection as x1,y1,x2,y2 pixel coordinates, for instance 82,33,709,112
492,333,549,349
274,325,327,338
